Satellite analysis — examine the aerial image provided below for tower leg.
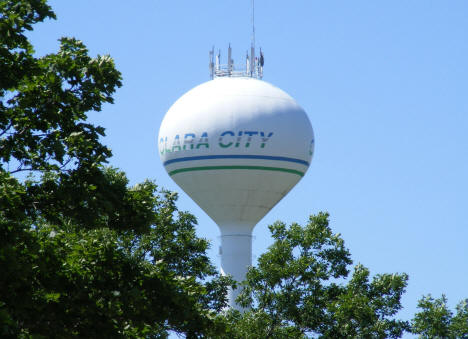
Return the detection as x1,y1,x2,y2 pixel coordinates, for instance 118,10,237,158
220,231,252,311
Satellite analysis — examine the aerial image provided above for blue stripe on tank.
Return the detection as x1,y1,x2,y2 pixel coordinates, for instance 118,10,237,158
163,154,309,166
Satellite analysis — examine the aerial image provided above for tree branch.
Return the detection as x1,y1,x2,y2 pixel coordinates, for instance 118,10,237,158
0,122,13,137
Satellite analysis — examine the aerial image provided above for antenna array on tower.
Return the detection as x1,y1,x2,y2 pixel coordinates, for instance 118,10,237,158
209,0,263,79
209,45,264,79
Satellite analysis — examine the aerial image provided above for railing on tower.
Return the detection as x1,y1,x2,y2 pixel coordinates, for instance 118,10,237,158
209,44,264,80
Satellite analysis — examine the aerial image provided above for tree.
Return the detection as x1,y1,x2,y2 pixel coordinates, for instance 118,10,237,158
412,295,468,338
224,213,410,338
0,1,231,337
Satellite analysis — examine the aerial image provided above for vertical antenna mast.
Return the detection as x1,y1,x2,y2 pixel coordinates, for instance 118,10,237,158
250,0,256,76
251,0,255,50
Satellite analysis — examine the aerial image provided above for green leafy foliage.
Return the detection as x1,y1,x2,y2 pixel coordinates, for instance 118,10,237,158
1,6,120,175
224,213,410,338
324,265,409,338
0,182,231,338
412,295,468,338
0,1,231,337
0,0,55,92
452,300,468,338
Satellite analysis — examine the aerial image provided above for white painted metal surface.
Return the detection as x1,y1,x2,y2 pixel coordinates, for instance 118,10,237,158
158,77,314,309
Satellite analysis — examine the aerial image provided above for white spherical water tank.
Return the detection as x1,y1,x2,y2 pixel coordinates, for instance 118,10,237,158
158,77,314,309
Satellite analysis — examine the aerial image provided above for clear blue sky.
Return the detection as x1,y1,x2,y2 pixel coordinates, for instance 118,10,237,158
29,1,467,335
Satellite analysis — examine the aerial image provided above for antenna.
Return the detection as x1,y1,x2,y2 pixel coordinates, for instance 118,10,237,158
208,0,263,79
251,0,255,50
249,0,256,76
209,47,214,79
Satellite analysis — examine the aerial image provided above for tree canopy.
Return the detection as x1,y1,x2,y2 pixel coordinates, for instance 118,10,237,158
222,215,467,338
224,213,410,338
411,295,468,339
1,1,231,337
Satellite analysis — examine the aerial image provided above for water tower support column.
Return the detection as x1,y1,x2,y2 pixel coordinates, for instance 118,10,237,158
219,225,253,310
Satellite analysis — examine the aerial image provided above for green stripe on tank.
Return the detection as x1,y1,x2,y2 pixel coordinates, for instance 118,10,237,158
168,165,304,177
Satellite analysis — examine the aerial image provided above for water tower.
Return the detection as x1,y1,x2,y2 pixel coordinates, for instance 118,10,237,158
158,38,314,310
